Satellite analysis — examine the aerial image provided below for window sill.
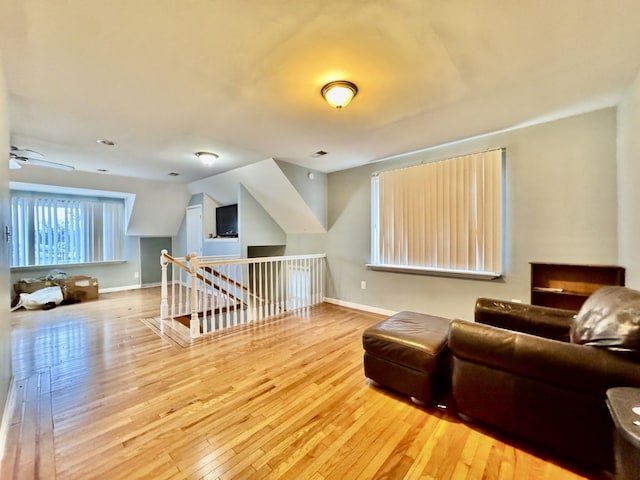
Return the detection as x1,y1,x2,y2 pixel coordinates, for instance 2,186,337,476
366,263,502,280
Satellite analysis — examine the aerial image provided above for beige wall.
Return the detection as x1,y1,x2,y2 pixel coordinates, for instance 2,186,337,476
326,108,619,320
0,52,11,421
618,70,640,288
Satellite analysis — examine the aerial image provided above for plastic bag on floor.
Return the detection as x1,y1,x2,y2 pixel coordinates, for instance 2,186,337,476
11,286,64,311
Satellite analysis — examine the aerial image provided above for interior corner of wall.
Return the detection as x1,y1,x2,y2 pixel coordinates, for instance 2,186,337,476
124,193,136,233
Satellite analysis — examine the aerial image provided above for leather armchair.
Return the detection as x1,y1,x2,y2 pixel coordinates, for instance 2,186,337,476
449,298,640,472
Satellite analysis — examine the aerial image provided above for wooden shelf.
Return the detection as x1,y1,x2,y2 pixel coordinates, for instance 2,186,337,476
530,262,625,311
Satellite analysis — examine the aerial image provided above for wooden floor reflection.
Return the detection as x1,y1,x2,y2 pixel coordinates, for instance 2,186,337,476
2,287,603,479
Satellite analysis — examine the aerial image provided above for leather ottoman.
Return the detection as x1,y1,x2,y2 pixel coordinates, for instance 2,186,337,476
362,311,451,405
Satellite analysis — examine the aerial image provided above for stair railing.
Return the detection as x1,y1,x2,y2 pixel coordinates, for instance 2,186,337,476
160,250,326,338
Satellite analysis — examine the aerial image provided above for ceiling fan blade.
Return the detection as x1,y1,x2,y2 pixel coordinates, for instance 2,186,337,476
9,158,22,170
10,145,44,160
9,145,74,171
22,157,75,171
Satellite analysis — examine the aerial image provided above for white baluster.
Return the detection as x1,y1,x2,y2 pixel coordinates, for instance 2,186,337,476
160,250,169,323
188,253,201,338
202,266,210,334
268,260,272,316
311,257,316,305
274,259,280,314
320,256,324,303
156,254,326,337
251,260,257,320
224,263,230,327
177,266,183,317
258,261,264,320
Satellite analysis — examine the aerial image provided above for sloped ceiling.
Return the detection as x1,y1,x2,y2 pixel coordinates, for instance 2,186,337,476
2,1,640,182
188,159,325,234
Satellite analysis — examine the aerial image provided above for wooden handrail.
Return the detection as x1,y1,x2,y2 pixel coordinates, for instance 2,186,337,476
162,251,261,303
162,252,191,273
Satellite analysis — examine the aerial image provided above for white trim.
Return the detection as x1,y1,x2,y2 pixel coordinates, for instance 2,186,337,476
11,260,126,272
204,237,239,243
99,283,173,293
323,297,398,317
366,264,501,280
99,284,141,293
0,376,16,467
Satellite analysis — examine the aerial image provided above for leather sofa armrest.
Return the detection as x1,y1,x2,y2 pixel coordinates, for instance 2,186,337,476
448,319,640,395
474,297,575,341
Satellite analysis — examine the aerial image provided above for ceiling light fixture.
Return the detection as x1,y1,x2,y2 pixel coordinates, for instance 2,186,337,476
321,80,358,109
97,139,116,146
195,151,219,167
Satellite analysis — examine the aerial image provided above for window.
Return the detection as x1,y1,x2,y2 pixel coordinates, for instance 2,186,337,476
370,148,504,278
10,190,125,267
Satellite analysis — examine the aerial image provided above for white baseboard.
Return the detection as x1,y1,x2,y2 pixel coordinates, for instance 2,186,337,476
99,283,165,294
0,376,16,467
99,284,142,293
323,297,397,317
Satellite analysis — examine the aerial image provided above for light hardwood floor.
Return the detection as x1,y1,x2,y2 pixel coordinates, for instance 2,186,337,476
2,287,605,479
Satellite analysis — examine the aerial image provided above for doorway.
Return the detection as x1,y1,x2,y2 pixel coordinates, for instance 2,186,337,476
186,205,203,257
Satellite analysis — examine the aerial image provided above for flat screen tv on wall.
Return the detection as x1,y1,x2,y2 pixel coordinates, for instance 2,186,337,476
216,204,238,238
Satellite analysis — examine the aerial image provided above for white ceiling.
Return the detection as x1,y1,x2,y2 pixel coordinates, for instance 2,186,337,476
2,0,640,183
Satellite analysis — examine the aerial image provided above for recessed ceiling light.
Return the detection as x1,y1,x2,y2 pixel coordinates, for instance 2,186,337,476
97,139,116,146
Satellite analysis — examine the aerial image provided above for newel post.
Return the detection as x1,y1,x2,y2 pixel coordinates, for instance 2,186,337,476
188,252,201,338
160,250,169,325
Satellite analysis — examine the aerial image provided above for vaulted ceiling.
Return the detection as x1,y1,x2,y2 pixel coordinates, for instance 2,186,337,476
2,1,640,183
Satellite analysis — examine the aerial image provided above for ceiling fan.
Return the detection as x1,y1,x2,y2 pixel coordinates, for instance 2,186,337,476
10,145,75,171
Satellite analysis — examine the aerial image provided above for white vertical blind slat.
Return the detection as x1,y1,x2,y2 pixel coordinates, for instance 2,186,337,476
375,149,503,274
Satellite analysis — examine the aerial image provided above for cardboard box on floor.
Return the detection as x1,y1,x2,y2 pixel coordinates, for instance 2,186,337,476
14,276,99,302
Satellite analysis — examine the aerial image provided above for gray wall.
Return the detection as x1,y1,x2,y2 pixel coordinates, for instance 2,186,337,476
10,234,141,291
325,108,619,320
0,52,11,420
618,70,640,288
140,237,173,285
285,233,327,255
239,185,286,257
176,186,300,259
276,160,327,229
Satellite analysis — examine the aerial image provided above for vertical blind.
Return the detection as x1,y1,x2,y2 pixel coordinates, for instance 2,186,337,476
371,148,504,275
10,192,125,267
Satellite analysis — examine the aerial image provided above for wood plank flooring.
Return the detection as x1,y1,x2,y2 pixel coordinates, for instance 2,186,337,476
1,287,605,479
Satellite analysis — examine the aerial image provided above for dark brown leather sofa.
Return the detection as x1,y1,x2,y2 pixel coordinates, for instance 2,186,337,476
448,293,640,472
